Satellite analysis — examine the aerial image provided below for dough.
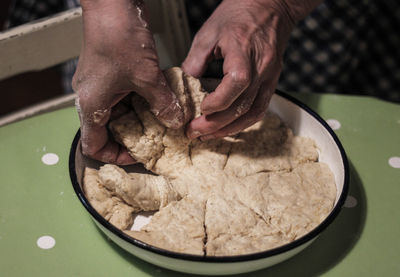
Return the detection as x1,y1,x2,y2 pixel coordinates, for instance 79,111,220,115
205,193,289,256
224,116,319,177
83,168,134,230
125,196,205,255
98,164,180,211
235,162,336,240
83,67,337,256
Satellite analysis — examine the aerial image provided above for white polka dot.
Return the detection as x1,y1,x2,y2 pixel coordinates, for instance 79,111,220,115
37,235,56,249
333,19,344,30
303,40,315,51
326,119,341,130
344,195,357,208
388,157,400,168
316,52,328,63
41,153,59,165
287,73,299,84
291,28,302,38
327,65,339,75
331,43,343,53
302,63,313,73
305,18,318,30
314,75,326,85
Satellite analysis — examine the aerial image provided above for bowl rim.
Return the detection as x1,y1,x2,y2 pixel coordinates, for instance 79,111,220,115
69,90,349,263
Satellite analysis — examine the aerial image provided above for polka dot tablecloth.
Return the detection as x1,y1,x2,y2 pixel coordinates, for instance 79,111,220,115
0,93,399,276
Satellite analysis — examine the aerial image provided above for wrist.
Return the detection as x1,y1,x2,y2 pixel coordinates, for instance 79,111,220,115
80,0,144,14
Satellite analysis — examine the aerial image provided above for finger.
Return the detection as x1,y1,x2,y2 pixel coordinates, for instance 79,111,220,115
81,134,136,165
186,81,259,139
200,48,251,115
133,70,185,129
199,81,274,140
182,31,215,77
79,119,136,165
75,77,128,157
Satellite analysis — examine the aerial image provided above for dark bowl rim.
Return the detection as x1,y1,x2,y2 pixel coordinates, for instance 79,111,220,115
69,90,350,263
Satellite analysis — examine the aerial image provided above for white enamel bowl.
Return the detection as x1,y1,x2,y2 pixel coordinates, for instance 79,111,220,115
69,90,349,275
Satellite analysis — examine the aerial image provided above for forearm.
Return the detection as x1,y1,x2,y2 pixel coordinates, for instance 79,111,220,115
80,0,143,12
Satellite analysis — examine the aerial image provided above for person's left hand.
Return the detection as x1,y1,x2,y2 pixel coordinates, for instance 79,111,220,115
182,0,303,140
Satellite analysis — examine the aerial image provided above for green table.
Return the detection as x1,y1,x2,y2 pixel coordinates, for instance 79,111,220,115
1,93,399,276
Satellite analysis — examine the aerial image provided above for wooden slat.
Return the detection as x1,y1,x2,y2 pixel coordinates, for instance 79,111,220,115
0,1,192,125
0,8,83,80
0,93,76,127
0,2,191,81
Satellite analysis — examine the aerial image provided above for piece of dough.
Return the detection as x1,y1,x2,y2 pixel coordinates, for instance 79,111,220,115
98,164,180,211
224,114,319,177
83,168,134,230
235,162,336,240
125,196,205,255
109,109,164,170
205,193,288,256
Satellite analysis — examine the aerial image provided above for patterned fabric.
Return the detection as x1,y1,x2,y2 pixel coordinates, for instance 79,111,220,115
6,0,400,102
280,0,400,102
185,0,400,102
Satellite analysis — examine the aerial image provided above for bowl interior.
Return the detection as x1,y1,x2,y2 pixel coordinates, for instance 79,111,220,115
70,86,348,265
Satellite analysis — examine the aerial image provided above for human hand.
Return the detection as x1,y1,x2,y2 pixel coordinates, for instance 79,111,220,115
73,0,185,164
183,0,321,140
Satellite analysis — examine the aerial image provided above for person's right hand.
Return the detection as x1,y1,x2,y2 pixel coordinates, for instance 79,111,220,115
73,0,185,165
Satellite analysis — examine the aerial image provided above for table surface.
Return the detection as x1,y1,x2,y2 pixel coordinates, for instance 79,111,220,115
0,92,399,277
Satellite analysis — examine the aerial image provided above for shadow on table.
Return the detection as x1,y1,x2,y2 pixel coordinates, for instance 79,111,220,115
286,91,324,114
98,159,366,277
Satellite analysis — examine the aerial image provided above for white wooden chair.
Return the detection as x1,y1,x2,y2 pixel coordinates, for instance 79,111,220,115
0,0,191,126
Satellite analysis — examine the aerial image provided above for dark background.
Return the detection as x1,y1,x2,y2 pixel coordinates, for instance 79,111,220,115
0,0,63,117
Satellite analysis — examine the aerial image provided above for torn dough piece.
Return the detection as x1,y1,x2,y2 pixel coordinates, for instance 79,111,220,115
125,197,205,255
83,168,134,230
109,67,211,178
236,162,336,240
205,193,289,256
224,114,319,177
98,164,180,212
